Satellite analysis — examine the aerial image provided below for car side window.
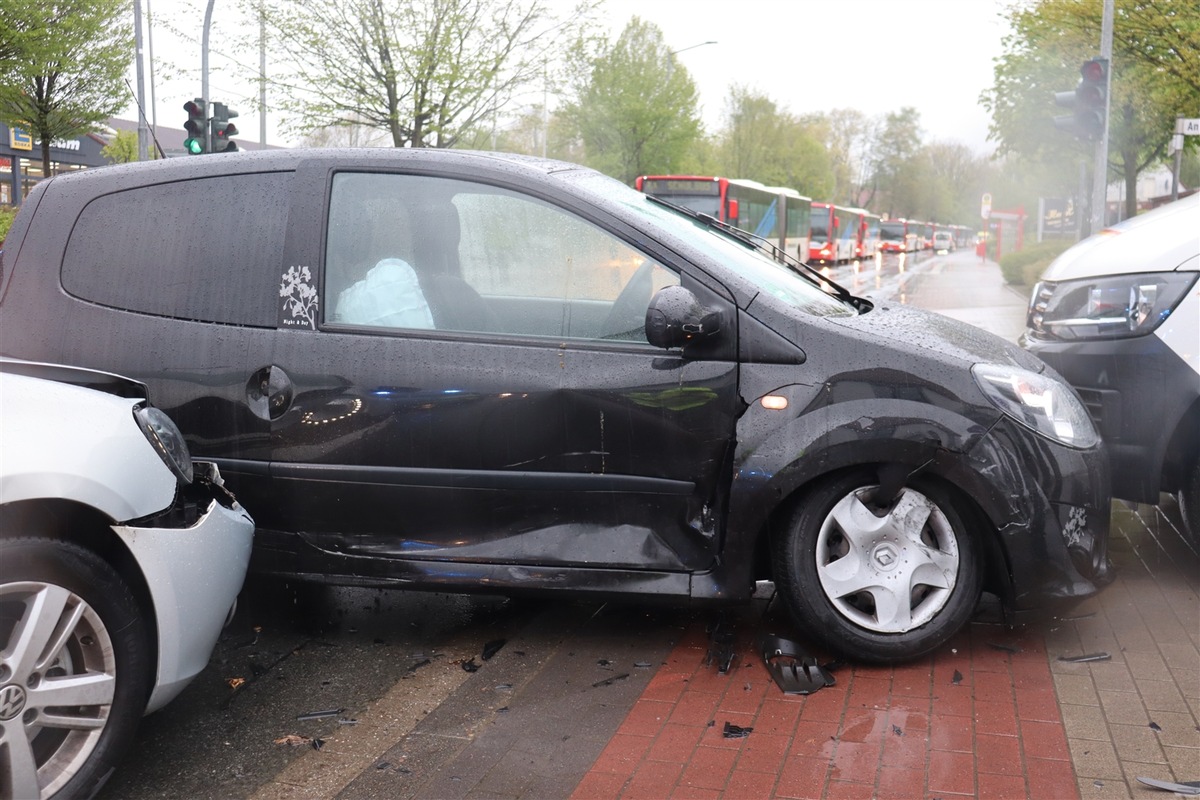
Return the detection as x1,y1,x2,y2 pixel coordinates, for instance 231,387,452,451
62,172,291,327
323,173,679,342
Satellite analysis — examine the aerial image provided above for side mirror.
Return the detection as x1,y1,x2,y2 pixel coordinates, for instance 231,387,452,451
645,285,721,349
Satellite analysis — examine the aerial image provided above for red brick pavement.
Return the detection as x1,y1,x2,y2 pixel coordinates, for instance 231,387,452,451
571,617,1078,800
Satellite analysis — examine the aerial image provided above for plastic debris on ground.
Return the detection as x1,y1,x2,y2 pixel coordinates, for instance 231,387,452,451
722,721,753,739
759,634,836,695
1136,777,1200,795
705,614,737,674
1057,652,1112,663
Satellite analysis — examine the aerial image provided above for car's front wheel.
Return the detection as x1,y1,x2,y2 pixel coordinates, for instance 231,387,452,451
0,537,152,799
773,472,982,664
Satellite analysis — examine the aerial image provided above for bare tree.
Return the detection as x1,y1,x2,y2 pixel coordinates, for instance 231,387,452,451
256,0,596,148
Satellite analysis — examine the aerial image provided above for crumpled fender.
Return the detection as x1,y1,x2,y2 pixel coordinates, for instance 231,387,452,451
716,369,1002,591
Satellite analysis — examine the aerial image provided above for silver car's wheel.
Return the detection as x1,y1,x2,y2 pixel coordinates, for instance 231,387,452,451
1,538,150,800
773,471,982,664
815,487,960,633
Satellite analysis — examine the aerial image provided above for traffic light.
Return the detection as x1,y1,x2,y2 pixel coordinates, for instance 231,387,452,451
1075,58,1107,138
210,102,239,153
183,99,208,155
1054,58,1108,139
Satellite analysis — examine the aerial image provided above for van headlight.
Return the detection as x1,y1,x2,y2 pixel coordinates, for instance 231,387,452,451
1027,273,1196,340
134,405,194,483
972,364,1099,449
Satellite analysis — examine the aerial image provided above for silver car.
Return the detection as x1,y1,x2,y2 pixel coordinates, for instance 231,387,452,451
0,359,254,799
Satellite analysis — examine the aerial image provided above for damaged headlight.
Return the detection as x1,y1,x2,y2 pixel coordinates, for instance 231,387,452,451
134,405,194,484
1027,272,1196,341
972,364,1099,449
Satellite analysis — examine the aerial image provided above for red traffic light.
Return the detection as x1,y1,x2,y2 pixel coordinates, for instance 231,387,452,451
1081,58,1107,83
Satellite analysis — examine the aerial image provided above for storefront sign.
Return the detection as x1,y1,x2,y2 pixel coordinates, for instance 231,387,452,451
9,128,33,151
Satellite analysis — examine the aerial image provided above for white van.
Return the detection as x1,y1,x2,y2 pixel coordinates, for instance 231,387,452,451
1023,193,1200,542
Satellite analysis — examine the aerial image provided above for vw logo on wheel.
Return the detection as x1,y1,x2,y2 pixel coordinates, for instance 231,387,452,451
0,683,28,720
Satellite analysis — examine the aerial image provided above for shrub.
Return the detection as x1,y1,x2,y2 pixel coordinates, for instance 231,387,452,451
999,238,1075,286
0,205,18,246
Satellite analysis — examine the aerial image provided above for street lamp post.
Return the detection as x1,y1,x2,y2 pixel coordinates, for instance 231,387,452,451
670,40,717,56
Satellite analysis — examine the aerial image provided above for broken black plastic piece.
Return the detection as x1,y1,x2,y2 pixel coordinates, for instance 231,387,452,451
461,657,480,672
952,669,963,685
759,634,836,695
1057,652,1112,663
722,721,753,739
705,614,737,674
592,673,630,689
481,639,506,661
988,642,1021,654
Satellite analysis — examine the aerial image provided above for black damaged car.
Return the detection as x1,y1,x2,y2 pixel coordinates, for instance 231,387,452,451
0,149,1111,663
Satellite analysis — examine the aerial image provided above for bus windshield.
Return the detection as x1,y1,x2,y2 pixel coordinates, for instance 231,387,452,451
880,222,905,241
638,179,721,217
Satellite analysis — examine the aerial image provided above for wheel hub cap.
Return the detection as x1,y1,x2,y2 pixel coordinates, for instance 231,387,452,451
872,542,900,571
0,683,27,721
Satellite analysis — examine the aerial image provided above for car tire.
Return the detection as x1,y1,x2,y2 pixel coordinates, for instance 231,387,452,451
773,471,982,664
1178,459,1200,546
0,537,152,800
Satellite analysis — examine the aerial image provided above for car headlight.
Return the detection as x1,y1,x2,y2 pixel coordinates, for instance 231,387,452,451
1027,272,1196,341
972,364,1099,449
134,405,194,483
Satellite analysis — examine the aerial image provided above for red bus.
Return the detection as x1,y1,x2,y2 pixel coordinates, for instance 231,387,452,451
635,175,812,261
850,208,881,259
879,218,920,253
809,203,857,264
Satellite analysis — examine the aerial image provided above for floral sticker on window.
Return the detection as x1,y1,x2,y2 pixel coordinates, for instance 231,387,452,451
280,265,319,329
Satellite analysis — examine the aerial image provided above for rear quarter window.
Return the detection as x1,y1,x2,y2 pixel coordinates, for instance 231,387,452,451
62,172,291,326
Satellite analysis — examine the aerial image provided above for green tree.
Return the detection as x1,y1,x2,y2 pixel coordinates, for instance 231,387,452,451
563,17,702,183
101,128,164,163
866,107,924,218
255,0,595,148
0,0,131,175
714,86,831,199
981,0,1200,219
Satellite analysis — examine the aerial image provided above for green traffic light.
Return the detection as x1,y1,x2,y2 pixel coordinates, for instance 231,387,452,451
184,137,204,155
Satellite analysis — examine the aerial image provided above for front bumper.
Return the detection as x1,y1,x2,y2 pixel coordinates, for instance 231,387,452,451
1024,332,1200,503
114,462,254,712
968,418,1112,613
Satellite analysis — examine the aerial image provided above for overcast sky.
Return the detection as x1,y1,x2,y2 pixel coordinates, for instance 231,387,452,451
123,0,1013,154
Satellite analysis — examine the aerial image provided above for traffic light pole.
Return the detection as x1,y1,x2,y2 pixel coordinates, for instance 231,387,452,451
202,0,215,154
1089,0,1113,234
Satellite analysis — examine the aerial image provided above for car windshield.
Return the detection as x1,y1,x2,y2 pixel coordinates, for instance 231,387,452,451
577,173,857,319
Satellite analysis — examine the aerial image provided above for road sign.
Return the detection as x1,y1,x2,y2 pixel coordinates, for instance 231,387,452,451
981,193,992,220
1178,118,1200,135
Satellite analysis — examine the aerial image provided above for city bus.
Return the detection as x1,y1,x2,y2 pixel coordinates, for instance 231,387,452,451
764,185,813,262
809,202,856,264
635,175,811,261
849,208,881,259
879,218,920,253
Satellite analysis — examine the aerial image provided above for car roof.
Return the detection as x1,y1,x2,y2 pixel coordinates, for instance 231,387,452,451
42,148,583,189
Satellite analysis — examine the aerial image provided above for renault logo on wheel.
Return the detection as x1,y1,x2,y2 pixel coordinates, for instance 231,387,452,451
0,683,27,720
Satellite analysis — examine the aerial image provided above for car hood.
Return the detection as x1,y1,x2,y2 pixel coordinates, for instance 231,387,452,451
828,302,1046,373
1041,193,1199,280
